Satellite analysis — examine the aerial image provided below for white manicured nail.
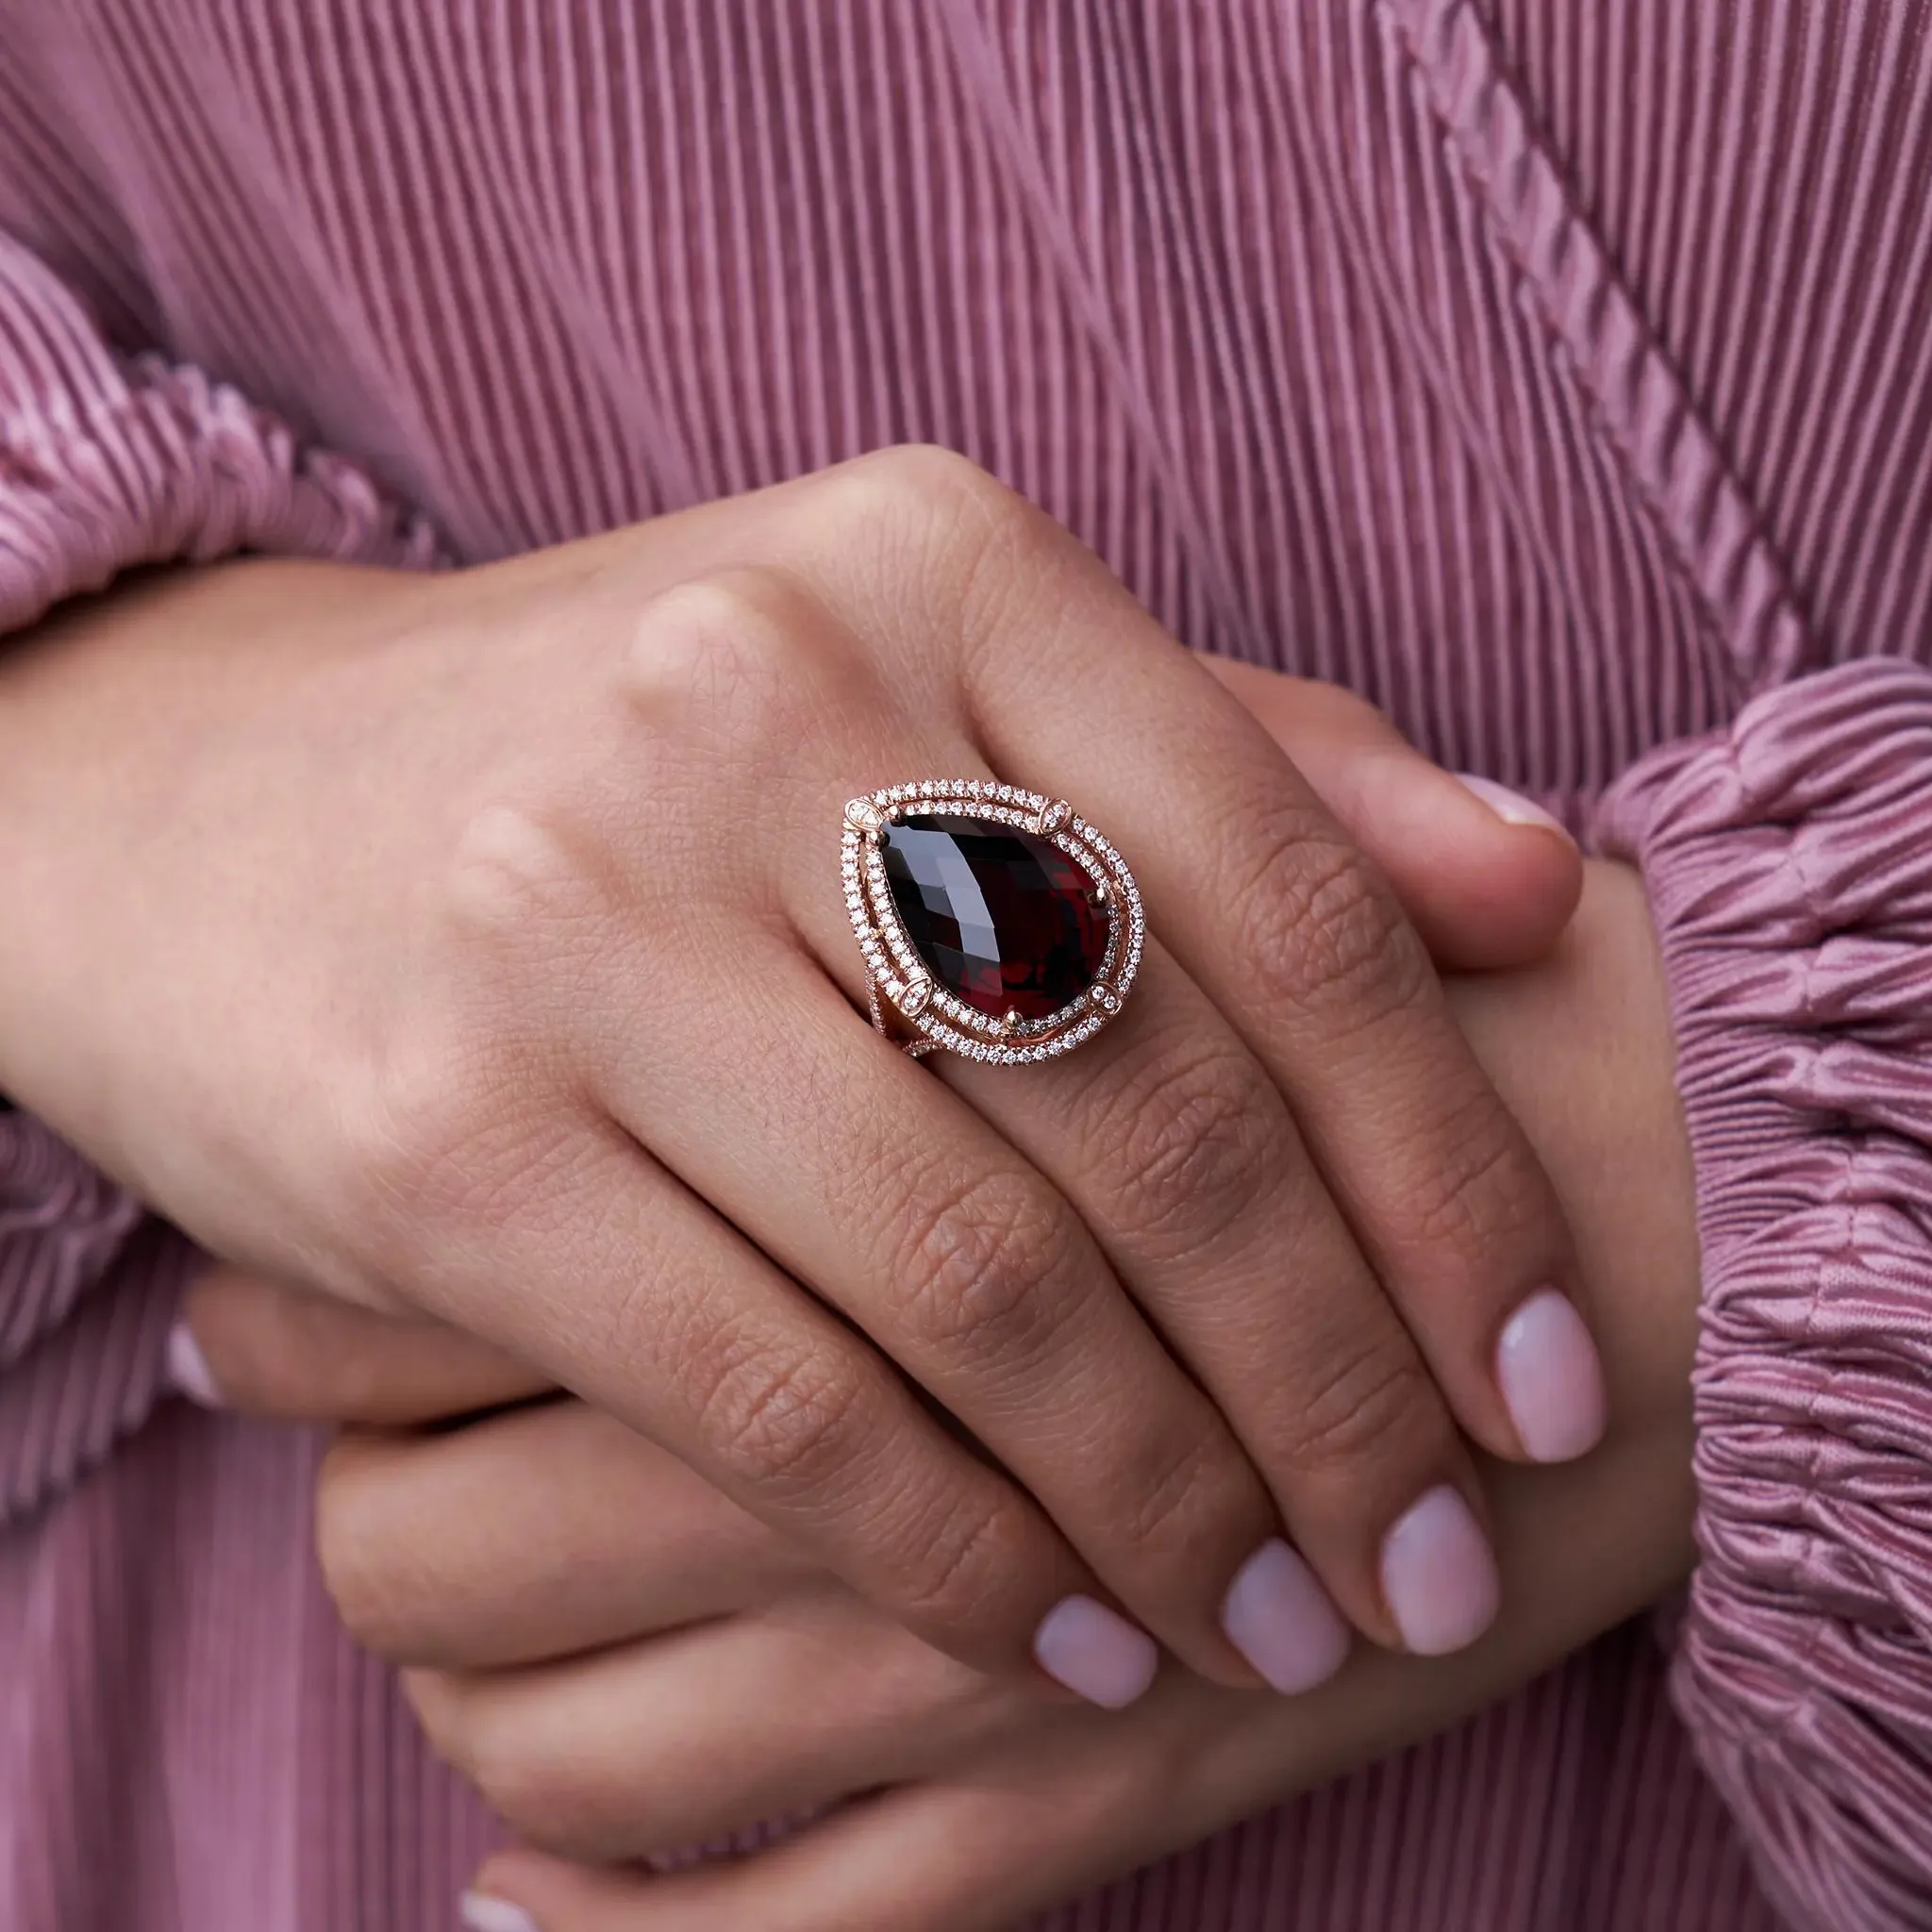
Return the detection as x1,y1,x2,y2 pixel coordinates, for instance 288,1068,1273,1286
459,1894,539,1932
166,1323,223,1407
1380,1487,1500,1656
1454,774,1574,841
1032,1594,1159,1707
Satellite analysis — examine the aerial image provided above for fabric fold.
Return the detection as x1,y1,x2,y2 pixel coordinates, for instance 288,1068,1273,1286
1,231,444,632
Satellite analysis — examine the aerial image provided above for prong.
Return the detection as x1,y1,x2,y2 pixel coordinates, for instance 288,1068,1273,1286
897,974,934,1019
1000,1008,1021,1036
1087,878,1109,908
844,797,886,835
1030,798,1073,837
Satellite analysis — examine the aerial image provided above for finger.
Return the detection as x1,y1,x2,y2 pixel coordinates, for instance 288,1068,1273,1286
176,1263,550,1424
933,928,1480,1660
1192,658,1581,971
461,1769,1145,1932
360,1109,1093,1691
605,911,1285,1693
934,498,1604,1479
317,1404,811,1668
406,1596,1000,1863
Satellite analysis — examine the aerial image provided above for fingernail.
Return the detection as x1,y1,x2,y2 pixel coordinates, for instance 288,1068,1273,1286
1380,1487,1500,1656
166,1322,224,1408
1454,774,1574,841
1221,1540,1351,1695
459,1895,539,1932
1497,1288,1607,1463
1032,1595,1159,1707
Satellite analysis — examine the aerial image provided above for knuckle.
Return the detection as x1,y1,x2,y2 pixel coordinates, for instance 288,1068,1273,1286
1104,1035,1283,1256
1401,1091,1542,1258
441,800,608,952
805,446,1042,646
621,564,832,745
464,1727,613,1861
314,1448,432,1659
1234,806,1431,1031
334,1038,574,1291
1274,1331,1442,1483
827,442,1016,526
686,1327,878,1501
890,1488,1040,1637
886,1164,1082,1363
400,1670,475,1776
1109,1422,1251,1566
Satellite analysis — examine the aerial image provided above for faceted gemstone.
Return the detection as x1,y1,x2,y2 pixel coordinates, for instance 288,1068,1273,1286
879,813,1109,1020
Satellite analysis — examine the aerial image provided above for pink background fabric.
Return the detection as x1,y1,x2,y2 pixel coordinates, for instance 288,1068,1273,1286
6,3,1932,1926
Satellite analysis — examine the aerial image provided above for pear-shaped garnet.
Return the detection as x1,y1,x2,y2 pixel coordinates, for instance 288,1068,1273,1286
880,814,1109,1021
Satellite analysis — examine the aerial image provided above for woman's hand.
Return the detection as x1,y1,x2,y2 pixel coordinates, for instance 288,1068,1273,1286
171,649,1581,1433
1,447,1598,1696
192,857,1698,1932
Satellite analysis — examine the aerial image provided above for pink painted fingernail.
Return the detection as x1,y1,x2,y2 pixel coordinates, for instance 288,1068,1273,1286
1222,1540,1351,1694
1497,1288,1607,1463
1454,774,1574,841
1380,1487,1500,1656
166,1322,224,1408
1032,1595,1159,1707
459,1894,539,1932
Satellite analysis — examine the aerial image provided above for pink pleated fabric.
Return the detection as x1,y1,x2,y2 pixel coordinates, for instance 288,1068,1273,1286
4,2,1932,1927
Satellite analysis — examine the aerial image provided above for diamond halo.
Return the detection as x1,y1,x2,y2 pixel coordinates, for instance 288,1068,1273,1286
841,779,1145,1064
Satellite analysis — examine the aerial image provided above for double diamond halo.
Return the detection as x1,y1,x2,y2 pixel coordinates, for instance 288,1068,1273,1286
841,779,1144,1063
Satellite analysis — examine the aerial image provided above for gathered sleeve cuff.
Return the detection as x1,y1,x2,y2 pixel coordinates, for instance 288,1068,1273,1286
0,228,441,629
1592,658,1932,1931
1,231,442,1523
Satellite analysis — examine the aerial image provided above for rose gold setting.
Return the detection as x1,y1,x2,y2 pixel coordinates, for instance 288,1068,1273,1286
841,778,1145,1064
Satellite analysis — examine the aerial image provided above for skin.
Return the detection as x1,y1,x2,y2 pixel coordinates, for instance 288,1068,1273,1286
0,447,1603,1692
183,856,1697,1932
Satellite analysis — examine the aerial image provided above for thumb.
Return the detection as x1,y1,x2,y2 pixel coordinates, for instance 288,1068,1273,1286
1195,655,1582,971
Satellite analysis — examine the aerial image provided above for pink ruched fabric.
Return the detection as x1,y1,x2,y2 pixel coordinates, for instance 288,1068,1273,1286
4,2,1932,1928
0,1108,147,1524
0,235,444,636
1595,661,1932,1930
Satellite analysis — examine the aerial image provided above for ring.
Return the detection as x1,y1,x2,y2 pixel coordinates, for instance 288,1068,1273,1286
841,779,1144,1062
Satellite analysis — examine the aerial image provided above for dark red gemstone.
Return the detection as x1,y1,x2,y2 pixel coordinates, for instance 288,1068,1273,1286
880,813,1109,1021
